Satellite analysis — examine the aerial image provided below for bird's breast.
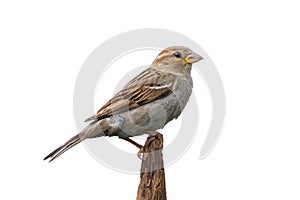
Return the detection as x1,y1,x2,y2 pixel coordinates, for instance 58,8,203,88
165,76,193,121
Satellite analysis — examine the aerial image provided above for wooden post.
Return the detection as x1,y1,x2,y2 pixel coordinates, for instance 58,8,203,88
136,133,167,200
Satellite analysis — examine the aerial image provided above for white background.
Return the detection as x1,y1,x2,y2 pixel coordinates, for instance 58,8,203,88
1,0,300,199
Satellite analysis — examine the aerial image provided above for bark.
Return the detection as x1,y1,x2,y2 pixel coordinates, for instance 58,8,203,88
136,133,166,200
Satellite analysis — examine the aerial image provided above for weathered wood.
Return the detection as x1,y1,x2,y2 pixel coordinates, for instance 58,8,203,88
137,133,166,200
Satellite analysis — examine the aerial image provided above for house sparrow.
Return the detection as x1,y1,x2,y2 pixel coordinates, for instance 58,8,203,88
44,46,203,162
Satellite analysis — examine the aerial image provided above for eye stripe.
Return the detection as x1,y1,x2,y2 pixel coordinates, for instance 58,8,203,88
155,50,173,61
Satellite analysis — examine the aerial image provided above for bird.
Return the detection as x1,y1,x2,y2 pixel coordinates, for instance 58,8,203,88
44,46,203,162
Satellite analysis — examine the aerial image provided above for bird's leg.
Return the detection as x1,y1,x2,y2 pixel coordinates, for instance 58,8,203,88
122,137,143,149
122,138,145,160
121,132,159,160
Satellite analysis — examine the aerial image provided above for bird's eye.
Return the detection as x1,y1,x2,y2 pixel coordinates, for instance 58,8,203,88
173,52,182,58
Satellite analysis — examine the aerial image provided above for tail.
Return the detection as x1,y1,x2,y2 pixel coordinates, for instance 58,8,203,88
44,134,82,162
44,120,109,162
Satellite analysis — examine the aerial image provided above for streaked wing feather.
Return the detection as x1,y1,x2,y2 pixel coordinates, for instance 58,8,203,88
85,69,174,122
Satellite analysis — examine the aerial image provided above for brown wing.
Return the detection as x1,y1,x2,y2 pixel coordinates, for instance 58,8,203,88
85,69,175,122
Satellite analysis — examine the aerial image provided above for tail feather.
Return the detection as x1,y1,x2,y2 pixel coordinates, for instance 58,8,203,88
44,134,82,162
44,120,105,162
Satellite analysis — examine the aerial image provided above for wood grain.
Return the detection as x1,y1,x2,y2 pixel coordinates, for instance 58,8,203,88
137,133,166,200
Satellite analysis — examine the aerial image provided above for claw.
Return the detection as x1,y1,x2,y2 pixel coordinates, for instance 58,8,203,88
137,146,146,160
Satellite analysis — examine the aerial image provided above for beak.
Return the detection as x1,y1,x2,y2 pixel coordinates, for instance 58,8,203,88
185,52,203,64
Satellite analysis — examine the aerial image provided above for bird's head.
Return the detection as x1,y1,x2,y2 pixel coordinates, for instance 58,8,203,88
152,46,203,74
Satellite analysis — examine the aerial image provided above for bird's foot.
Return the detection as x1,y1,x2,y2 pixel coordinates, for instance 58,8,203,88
137,146,146,160
121,137,145,159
